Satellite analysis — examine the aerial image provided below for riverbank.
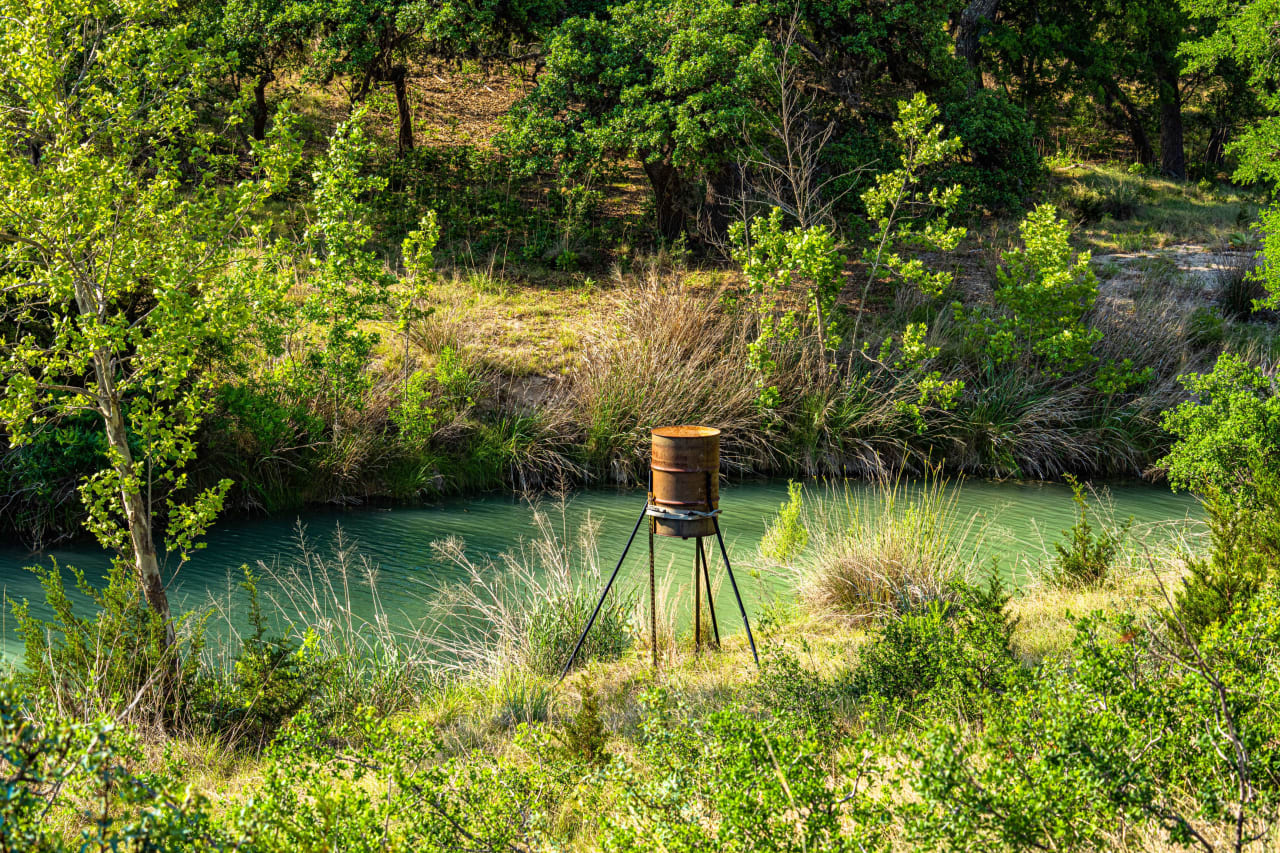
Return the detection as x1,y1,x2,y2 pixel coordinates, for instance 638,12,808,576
1,163,1268,550
22,483,1280,850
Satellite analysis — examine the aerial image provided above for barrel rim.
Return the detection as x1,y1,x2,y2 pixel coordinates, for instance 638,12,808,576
652,425,720,439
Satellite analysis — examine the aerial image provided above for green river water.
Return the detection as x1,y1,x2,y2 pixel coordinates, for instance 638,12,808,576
0,480,1202,662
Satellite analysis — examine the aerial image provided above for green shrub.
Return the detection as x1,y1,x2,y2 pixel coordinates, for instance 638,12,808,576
430,508,634,678
803,476,979,618
0,682,222,851
753,649,840,735
494,672,553,728
1161,353,1280,496
196,567,332,749
556,682,609,766
940,89,1043,214
1214,254,1267,320
1172,478,1280,637
11,559,203,727
847,577,1024,714
909,596,1280,851
603,691,889,852
970,204,1103,377
760,479,809,564
1049,477,1132,588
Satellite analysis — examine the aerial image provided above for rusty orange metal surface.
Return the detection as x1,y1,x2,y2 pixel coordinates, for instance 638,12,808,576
649,425,719,538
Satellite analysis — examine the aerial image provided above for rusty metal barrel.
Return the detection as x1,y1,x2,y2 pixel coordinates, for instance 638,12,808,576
649,426,720,539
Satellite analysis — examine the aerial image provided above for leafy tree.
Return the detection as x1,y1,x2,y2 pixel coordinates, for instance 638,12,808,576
309,0,578,153
202,0,314,141
0,0,296,654
991,0,1191,176
1182,0,1280,301
502,0,772,240
730,207,842,408
309,0,428,152
1161,353,1280,495
975,204,1102,376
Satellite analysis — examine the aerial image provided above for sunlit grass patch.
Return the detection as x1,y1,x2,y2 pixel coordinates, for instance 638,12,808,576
1052,163,1262,252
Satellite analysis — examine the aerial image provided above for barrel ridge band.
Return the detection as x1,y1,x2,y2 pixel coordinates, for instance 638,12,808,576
650,463,717,474
645,505,721,521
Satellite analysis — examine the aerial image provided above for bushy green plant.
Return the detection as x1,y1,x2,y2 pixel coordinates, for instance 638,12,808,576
1161,353,1280,496
760,479,809,564
494,672,553,728
1172,476,1280,637
730,208,842,408
0,681,223,851
753,649,840,735
939,89,1043,214
603,691,889,852
909,596,1280,851
11,560,203,726
848,577,1024,714
196,566,332,748
430,509,634,678
1049,477,1132,588
556,682,609,766
973,204,1102,376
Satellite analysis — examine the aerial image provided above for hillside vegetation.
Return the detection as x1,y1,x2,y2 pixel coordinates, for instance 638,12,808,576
5,0,1280,850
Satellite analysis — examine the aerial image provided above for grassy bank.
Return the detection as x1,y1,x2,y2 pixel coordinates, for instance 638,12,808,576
13,478,1280,851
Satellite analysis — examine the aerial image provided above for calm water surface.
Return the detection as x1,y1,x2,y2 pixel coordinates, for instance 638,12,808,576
0,480,1202,660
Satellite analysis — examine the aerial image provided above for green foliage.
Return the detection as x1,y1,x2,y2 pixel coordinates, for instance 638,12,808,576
848,577,1024,714
603,691,889,852
524,580,630,677
294,111,396,419
0,0,298,633
861,93,967,301
909,597,1280,851
1050,477,1132,588
11,560,203,725
197,566,332,748
760,479,809,564
730,208,843,408
939,90,1043,214
0,681,225,851
501,0,772,238
976,205,1103,376
556,682,609,766
1160,353,1280,495
1172,475,1280,637
1057,175,1141,223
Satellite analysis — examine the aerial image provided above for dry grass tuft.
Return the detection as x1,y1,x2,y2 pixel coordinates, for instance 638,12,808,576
800,474,983,621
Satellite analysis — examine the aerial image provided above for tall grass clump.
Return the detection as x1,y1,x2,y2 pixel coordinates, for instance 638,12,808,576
204,524,439,721
570,277,771,479
800,473,982,620
428,504,634,679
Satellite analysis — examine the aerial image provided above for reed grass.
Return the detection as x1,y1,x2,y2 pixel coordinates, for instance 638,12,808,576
201,523,440,719
798,473,984,620
425,504,634,681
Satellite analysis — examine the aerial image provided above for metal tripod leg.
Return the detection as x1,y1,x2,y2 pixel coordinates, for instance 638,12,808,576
711,515,759,666
693,541,702,651
649,520,657,671
560,501,648,680
697,537,720,648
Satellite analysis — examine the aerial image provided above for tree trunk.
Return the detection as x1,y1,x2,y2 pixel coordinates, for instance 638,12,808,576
1205,124,1229,174
643,158,687,242
252,72,274,141
98,390,175,650
956,0,1000,86
390,66,414,152
1158,67,1186,179
1104,84,1154,166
